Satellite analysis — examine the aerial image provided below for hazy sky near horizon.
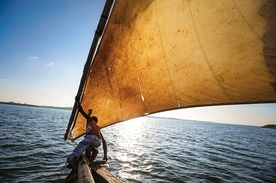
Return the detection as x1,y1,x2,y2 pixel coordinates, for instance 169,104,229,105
0,0,275,126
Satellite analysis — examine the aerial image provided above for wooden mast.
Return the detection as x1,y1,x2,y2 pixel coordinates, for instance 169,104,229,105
64,0,114,141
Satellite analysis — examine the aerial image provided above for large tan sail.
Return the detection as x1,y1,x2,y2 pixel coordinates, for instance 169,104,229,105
65,0,276,140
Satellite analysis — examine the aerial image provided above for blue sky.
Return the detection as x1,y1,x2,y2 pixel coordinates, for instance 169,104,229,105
0,0,105,107
0,0,275,126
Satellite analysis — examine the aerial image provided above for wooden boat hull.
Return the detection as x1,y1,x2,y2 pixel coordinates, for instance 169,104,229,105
63,155,122,183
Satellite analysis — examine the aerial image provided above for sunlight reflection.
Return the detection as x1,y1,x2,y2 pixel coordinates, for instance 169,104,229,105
120,117,144,136
113,118,145,162
108,117,149,182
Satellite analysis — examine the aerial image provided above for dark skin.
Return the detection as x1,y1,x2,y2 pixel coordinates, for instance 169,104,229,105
76,101,108,162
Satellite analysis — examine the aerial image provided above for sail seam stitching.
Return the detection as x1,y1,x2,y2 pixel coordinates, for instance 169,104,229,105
112,59,124,120
154,1,181,108
105,58,120,123
232,0,262,41
130,41,147,114
187,0,231,99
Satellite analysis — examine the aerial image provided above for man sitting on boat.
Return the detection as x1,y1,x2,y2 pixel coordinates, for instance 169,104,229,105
67,99,107,170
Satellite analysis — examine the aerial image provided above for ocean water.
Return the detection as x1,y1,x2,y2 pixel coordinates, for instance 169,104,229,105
0,104,275,183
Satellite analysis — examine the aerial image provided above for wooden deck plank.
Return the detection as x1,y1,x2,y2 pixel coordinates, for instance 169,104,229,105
91,164,122,183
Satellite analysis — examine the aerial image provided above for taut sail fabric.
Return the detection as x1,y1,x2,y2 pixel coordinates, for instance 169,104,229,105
66,0,276,140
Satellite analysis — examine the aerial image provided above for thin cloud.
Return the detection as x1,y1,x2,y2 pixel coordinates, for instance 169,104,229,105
0,78,8,83
45,62,55,67
28,56,40,60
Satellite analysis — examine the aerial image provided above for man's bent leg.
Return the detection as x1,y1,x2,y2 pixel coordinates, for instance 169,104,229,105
90,148,98,162
85,146,92,160
67,137,92,170
68,137,92,160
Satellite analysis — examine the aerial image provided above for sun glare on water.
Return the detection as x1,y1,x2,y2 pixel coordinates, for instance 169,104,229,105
113,117,147,181
114,117,146,160
120,117,145,136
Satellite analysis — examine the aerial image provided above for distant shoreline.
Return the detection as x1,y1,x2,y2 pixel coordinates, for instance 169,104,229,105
261,124,276,129
0,101,72,110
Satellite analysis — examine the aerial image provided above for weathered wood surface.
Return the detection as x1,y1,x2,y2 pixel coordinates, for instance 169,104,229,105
78,155,95,183
64,155,122,183
90,164,122,183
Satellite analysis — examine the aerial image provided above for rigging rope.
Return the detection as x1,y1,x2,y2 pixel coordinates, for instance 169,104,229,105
57,161,67,182
65,139,77,146
57,140,77,182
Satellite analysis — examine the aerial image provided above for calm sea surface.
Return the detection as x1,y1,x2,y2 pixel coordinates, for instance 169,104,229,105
0,104,275,183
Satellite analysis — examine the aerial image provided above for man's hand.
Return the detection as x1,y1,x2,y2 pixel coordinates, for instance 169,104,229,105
102,157,108,163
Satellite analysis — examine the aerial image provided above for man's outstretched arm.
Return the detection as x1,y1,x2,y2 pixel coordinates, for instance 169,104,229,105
76,101,90,119
101,133,108,162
